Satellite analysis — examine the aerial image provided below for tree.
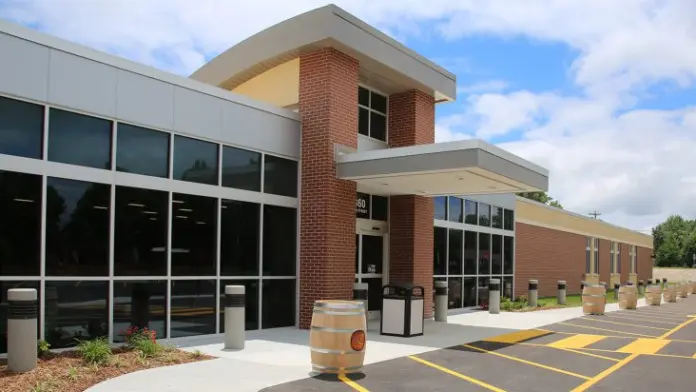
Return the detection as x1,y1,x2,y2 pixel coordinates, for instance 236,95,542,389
652,215,696,267
517,191,564,209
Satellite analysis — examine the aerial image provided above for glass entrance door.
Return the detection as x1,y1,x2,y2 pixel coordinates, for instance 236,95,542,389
355,233,386,319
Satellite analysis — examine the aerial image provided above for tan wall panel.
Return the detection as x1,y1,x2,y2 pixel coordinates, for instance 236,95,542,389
233,58,299,108
515,198,653,248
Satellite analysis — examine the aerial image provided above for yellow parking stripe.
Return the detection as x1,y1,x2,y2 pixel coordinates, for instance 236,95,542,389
557,322,657,338
461,344,591,380
570,353,640,392
547,334,607,349
579,318,670,331
408,356,506,392
659,316,696,339
518,342,620,362
483,329,550,344
338,374,370,392
617,338,670,354
605,313,680,325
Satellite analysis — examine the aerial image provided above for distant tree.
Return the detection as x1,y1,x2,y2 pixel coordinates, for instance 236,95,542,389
517,192,564,209
652,215,696,267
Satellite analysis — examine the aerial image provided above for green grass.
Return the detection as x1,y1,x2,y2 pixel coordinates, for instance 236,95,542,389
501,289,646,312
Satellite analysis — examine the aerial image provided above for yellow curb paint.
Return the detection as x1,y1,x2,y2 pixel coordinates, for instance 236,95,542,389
659,316,696,340
483,329,550,344
617,338,670,354
579,318,670,331
338,374,370,392
548,334,607,349
408,356,506,392
461,344,591,380
570,353,641,392
557,322,657,338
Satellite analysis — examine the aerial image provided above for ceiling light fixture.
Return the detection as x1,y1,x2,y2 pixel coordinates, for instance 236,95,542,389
13,198,34,203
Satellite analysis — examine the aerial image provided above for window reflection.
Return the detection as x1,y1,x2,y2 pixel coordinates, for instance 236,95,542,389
464,231,477,275
478,233,490,275
492,235,502,274
504,236,514,274
263,205,296,276
221,200,259,276
448,229,463,275
0,281,39,354
171,193,217,276
262,279,295,328
448,197,462,223
503,209,514,230
0,170,41,276
222,146,260,191
48,108,112,169
116,123,169,178
464,200,477,224
371,195,388,221
173,135,219,185
448,277,462,309
45,177,110,276
478,203,491,227
114,186,168,276
45,281,108,349
433,227,447,275
170,280,215,338
434,196,447,220
220,280,259,331
264,155,298,197
113,281,167,342
0,96,44,159
463,277,477,307
491,206,503,229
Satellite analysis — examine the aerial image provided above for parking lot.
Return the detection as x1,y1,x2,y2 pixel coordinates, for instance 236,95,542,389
264,296,696,392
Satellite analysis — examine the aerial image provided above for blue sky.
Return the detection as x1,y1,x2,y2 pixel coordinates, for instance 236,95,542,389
1,0,695,231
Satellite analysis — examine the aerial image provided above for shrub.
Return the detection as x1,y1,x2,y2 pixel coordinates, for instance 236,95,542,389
122,326,157,346
133,338,162,358
37,339,51,357
76,337,112,365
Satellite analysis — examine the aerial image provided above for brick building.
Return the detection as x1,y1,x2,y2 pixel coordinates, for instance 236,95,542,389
0,4,652,353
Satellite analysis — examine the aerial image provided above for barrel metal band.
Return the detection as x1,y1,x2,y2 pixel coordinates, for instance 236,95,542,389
8,300,38,319
488,283,500,291
312,364,362,372
558,284,566,290
311,326,359,334
310,347,361,355
352,290,368,300
312,309,364,316
528,283,538,290
435,287,447,296
225,294,245,308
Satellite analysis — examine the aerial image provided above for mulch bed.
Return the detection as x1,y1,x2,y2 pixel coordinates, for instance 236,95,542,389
0,347,213,392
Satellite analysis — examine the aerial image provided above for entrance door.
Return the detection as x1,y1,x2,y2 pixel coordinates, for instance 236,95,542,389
355,231,387,320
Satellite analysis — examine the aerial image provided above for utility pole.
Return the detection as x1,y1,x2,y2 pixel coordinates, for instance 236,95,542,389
588,210,602,219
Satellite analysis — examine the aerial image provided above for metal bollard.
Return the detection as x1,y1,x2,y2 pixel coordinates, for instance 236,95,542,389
662,278,667,289
434,281,448,322
489,279,501,314
7,288,38,373
557,281,566,305
528,280,538,308
581,281,586,291
353,282,369,329
224,285,245,350
614,283,620,300
638,280,645,296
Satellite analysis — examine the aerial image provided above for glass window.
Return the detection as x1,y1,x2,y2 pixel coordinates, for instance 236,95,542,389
356,192,370,219
491,206,503,229
503,209,514,230
371,91,387,114
173,135,218,185
361,234,383,275
0,281,39,354
48,108,112,169
171,193,217,276
593,238,599,274
358,87,370,107
45,281,108,349
370,112,387,142
263,205,297,276
170,280,215,337
220,280,259,331
463,277,476,307
113,280,167,342
116,123,169,178
448,229,463,275
448,277,462,309
610,242,615,273
45,177,110,276
634,247,638,274
262,279,295,328
464,200,477,224
464,231,477,275
492,235,502,274
358,108,369,136
222,146,260,191
0,96,44,159
264,155,298,198
503,276,513,299
357,87,388,142
586,237,592,274
616,243,621,273
448,197,463,223
114,186,168,276
478,203,491,227
0,171,41,276
434,196,447,220
371,195,388,221
221,200,260,276
477,276,490,307
479,233,490,275
433,227,447,276
503,236,514,275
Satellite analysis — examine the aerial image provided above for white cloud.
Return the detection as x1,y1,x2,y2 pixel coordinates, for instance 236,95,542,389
457,80,509,95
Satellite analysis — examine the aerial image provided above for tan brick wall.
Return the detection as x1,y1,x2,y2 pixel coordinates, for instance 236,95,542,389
298,48,359,329
515,222,587,297
388,89,435,317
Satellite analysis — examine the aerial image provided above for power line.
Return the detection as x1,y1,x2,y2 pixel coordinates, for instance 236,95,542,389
588,210,602,219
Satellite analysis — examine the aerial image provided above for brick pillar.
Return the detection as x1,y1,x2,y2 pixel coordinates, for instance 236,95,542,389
388,89,435,317
298,48,359,329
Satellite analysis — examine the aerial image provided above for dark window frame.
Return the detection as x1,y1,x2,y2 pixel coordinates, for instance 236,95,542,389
357,86,388,142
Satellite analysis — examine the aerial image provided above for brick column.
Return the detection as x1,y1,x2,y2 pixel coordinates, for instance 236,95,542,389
388,89,435,317
298,48,359,329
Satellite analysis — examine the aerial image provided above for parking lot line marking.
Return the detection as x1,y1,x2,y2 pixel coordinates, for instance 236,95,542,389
579,317,670,331
605,313,681,325
338,374,369,392
483,329,550,344
557,322,658,338
659,316,696,339
570,353,640,392
461,344,591,380
515,342,620,362
538,328,634,340
616,338,670,354
408,355,506,392
547,334,607,349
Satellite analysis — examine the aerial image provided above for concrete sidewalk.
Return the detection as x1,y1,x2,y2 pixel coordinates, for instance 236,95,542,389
87,299,649,392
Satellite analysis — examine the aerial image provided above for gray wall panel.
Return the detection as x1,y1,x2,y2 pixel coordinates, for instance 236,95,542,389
116,70,174,130
221,103,300,158
463,193,516,209
173,86,224,139
48,50,117,117
0,33,49,101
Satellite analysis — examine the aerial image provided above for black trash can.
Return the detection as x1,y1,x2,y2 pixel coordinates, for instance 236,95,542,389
380,283,425,337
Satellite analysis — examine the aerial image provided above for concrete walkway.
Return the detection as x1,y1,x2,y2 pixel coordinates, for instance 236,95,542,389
87,300,648,392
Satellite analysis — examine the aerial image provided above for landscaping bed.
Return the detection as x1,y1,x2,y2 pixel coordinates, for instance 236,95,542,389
500,290,641,312
0,328,213,392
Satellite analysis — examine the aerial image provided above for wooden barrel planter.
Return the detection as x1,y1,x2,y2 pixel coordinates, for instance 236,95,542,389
678,283,689,298
663,283,677,303
309,300,367,374
689,281,696,295
618,284,638,310
582,284,606,315
645,285,662,305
